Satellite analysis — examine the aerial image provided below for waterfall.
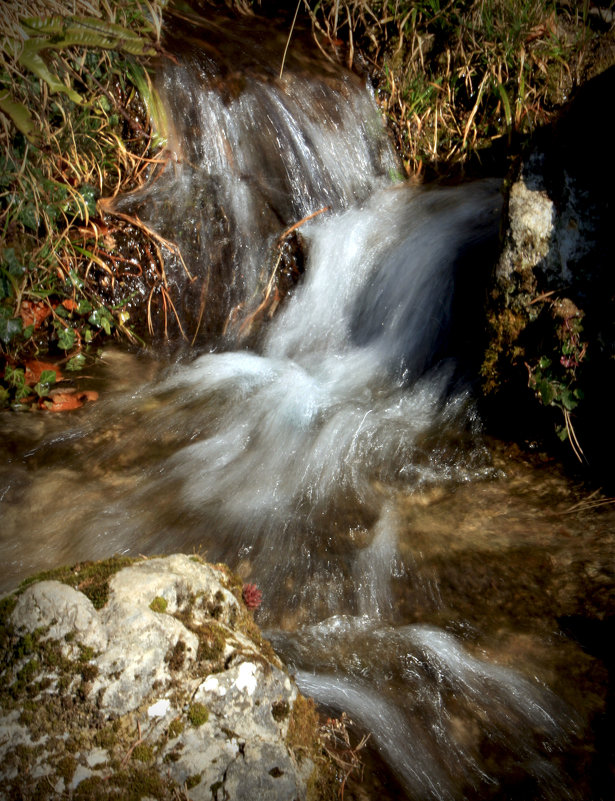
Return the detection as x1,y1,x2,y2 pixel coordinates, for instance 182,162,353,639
0,10,596,800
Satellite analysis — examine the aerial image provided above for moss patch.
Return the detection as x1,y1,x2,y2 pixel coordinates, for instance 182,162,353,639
188,702,209,727
149,596,168,614
18,556,138,609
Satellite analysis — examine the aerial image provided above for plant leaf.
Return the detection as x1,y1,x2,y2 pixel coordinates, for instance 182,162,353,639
0,92,41,145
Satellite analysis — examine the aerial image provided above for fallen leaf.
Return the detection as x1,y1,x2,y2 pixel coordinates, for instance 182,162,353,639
19,300,52,330
61,298,79,312
40,389,99,412
24,360,63,386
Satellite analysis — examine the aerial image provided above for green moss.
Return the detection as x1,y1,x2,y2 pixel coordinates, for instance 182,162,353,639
14,658,39,690
94,724,118,749
271,699,290,722
186,773,202,789
73,775,105,801
80,663,99,682
188,702,209,727
286,694,320,755
18,556,137,609
237,611,277,664
131,742,154,762
57,754,77,782
167,717,185,739
78,645,95,662
149,596,168,614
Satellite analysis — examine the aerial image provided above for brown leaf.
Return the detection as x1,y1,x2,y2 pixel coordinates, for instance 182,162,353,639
24,360,63,386
19,300,52,330
61,299,79,312
40,389,98,412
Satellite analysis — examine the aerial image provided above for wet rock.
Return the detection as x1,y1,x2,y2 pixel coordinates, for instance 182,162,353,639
0,554,318,800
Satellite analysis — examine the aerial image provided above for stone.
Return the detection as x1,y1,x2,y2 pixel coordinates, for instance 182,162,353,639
11,580,107,652
0,554,321,801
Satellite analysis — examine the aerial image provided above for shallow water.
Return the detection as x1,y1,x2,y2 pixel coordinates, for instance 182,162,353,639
1,344,613,800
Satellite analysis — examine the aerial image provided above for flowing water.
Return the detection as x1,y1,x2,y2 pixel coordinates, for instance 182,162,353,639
1,10,613,800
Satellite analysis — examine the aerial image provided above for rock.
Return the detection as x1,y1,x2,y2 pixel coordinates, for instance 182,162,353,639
0,554,321,800
481,65,615,484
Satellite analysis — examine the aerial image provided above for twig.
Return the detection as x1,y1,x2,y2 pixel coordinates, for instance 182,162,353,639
563,408,586,464
280,0,302,80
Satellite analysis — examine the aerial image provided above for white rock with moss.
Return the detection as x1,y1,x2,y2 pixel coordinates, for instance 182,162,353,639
0,554,317,800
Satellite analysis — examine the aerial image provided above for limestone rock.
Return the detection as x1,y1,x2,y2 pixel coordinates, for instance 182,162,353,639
0,554,317,801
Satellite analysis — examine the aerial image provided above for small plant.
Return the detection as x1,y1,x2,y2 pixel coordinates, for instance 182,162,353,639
242,583,262,611
526,301,587,460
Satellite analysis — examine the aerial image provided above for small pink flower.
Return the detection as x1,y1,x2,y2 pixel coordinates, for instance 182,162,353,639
242,583,262,610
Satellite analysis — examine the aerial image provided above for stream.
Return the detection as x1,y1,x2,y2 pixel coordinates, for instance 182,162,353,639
1,9,613,801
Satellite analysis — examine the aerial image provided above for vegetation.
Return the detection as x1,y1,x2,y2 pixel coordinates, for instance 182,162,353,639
264,0,609,176
1,0,167,409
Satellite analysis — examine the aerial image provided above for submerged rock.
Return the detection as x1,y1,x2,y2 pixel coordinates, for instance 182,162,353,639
0,554,321,800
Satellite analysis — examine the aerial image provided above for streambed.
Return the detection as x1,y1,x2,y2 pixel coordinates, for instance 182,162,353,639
0,347,612,800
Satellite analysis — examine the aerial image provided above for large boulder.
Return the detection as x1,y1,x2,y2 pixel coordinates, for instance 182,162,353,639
0,554,322,800
481,65,615,486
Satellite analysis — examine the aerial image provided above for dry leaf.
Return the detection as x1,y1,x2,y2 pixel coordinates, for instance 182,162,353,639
19,300,52,330
41,389,99,412
24,360,63,386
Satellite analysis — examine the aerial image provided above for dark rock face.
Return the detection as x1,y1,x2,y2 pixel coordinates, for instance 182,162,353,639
481,65,615,485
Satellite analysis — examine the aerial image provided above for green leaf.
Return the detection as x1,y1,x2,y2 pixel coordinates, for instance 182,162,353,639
21,16,158,57
67,270,84,289
33,370,57,397
66,352,86,371
0,276,12,300
560,388,578,412
0,92,42,145
77,299,93,314
2,248,26,277
535,379,554,406
88,307,113,335
78,184,97,219
4,365,25,390
57,326,76,350
0,313,23,344
18,44,83,105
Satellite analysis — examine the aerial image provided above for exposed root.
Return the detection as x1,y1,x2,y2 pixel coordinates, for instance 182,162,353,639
235,205,330,339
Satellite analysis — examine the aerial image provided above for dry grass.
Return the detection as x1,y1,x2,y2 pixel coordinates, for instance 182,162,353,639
274,0,613,175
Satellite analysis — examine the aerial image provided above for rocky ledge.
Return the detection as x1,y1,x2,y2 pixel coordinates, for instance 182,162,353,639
0,554,324,800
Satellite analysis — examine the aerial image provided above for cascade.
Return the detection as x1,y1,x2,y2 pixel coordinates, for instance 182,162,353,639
0,10,612,801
